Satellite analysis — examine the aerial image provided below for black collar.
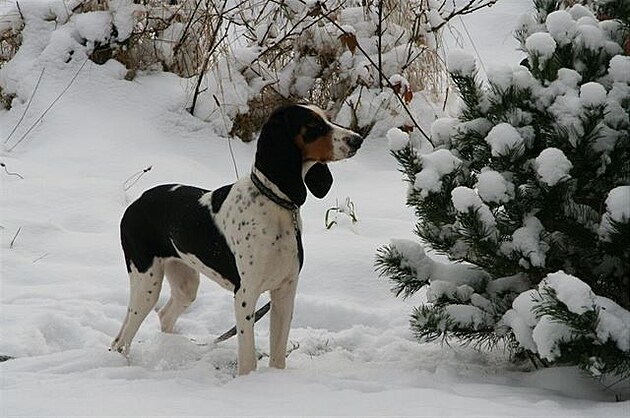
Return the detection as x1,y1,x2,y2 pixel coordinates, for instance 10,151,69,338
250,171,299,211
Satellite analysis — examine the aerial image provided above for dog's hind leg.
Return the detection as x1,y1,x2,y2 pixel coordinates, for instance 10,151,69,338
159,259,200,333
111,261,165,356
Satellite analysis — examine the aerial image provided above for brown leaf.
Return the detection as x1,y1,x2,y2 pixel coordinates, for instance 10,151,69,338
339,32,358,54
403,89,413,104
399,124,414,133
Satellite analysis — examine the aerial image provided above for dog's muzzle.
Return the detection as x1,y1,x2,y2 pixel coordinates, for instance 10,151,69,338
345,134,363,156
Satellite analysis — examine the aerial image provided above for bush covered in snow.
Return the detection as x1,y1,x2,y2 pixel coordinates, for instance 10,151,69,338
0,0,497,140
377,0,630,380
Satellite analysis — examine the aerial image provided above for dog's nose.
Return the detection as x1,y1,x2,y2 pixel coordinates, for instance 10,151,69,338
347,134,363,150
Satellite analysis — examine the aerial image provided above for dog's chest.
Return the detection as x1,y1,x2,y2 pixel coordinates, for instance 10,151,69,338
210,180,302,289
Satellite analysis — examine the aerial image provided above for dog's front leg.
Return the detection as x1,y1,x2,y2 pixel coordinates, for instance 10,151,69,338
234,287,261,375
269,277,298,369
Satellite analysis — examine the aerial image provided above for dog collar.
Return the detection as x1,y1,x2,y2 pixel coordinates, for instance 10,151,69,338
250,171,299,212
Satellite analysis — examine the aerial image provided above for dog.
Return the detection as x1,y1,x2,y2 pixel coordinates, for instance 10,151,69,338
110,104,362,375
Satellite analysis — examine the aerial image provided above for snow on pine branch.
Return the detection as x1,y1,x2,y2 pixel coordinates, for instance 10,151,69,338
501,271,630,374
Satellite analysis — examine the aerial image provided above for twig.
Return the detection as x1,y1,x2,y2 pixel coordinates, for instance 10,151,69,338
123,166,152,191
212,94,240,180
9,227,21,248
6,58,89,152
214,301,271,344
4,67,46,144
377,0,383,90
285,341,300,357
188,32,228,115
1,162,24,179
173,0,204,56
188,0,229,115
458,15,487,75
15,1,24,21
245,1,344,68
430,0,498,33
598,375,630,395
32,252,50,263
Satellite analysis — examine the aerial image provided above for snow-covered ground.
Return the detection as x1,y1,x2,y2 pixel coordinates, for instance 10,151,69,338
1,0,628,416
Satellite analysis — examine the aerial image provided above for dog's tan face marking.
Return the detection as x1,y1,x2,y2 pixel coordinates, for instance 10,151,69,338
295,126,335,162
294,105,363,162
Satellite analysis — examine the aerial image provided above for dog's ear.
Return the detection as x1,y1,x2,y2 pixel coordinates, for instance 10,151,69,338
304,162,333,198
256,105,309,206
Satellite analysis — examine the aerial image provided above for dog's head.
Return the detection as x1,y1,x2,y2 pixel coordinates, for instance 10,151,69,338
255,104,363,205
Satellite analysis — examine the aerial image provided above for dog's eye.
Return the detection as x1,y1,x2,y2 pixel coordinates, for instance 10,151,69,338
305,123,328,139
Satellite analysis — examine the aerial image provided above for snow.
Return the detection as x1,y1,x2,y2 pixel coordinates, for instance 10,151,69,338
545,10,577,45
544,271,630,353
1,2,629,416
609,55,630,83
387,240,487,290
596,296,630,352
476,169,514,204
450,186,480,212
444,305,489,330
484,122,524,157
503,271,630,364
450,186,496,229
510,289,539,327
109,0,138,41
604,186,630,223
599,185,630,241
557,67,582,88
503,216,548,269
535,147,572,186
446,48,476,76
429,117,458,146
579,82,607,107
576,24,604,50
442,0,529,80
532,315,574,362
501,289,539,352
73,11,112,44
525,32,557,62
486,273,531,296
414,149,461,197
386,127,410,152
544,271,595,315
569,4,597,21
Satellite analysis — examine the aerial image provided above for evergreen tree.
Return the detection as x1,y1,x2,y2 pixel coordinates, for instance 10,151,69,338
376,0,630,378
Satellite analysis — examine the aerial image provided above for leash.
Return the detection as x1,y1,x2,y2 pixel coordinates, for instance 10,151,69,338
214,301,271,344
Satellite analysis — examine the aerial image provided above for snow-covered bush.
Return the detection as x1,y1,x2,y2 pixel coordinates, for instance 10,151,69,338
376,0,630,379
229,0,457,140
0,0,497,140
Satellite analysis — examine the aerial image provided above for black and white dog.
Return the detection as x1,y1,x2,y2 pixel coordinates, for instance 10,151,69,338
111,104,362,375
